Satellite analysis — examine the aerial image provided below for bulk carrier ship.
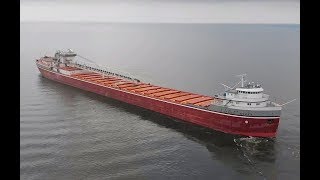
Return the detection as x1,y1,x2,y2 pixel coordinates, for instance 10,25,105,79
36,49,287,137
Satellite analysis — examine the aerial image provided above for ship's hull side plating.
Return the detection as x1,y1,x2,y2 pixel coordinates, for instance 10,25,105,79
38,67,279,137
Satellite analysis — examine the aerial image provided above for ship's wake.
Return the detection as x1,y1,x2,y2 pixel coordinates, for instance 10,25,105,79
233,136,276,179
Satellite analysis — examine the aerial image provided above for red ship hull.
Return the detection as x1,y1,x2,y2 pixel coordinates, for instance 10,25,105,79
38,67,279,137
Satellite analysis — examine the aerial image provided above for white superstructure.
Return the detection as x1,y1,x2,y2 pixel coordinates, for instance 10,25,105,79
217,74,273,108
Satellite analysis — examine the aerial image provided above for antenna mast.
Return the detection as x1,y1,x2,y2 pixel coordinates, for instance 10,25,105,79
236,74,247,87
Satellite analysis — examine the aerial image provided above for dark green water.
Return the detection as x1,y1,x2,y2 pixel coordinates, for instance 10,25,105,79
20,22,300,179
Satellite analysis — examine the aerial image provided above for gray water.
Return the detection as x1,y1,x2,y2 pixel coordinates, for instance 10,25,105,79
20,22,300,180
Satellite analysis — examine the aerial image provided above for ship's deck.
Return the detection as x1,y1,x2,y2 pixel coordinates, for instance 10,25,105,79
37,58,214,107
70,72,214,107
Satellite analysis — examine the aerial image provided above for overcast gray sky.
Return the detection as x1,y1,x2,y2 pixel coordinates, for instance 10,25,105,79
20,0,300,24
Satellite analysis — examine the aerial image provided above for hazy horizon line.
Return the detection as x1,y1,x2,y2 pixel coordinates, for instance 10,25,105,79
20,20,300,26
21,1,300,25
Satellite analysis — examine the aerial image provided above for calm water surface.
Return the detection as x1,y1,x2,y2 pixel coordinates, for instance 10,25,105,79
20,22,300,179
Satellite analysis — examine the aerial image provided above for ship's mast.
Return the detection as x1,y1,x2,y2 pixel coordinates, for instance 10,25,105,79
236,74,246,87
